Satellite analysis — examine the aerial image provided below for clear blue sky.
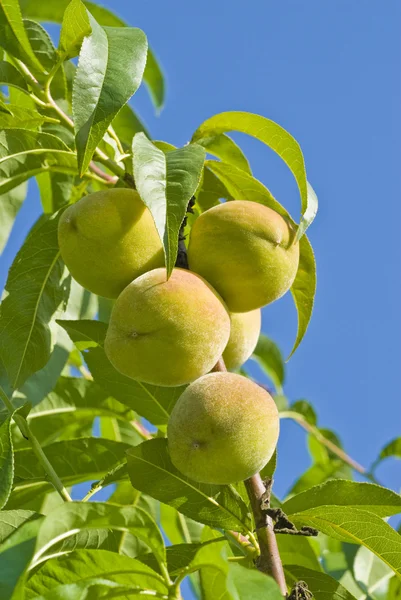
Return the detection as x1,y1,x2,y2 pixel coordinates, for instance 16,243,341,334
1,1,400,502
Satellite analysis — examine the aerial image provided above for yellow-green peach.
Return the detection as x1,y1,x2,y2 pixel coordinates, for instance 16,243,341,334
223,309,261,370
188,200,299,312
104,268,230,387
58,188,164,298
167,372,279,484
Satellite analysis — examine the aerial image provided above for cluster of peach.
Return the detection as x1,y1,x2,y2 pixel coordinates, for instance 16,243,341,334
58,189,299,484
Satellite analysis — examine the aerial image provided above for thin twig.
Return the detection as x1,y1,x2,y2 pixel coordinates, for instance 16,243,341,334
244,475,287,595
280,410,367,475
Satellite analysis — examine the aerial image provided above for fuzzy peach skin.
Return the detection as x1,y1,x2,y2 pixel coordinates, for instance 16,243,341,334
167,372,279,484
188,200,299,312
58,189,164,298
104,268,231,387
223,309,261,370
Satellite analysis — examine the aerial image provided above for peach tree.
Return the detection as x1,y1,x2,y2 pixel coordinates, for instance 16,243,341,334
0,0,400,598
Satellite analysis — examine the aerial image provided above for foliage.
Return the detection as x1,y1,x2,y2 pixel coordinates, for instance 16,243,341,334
0,1,399,599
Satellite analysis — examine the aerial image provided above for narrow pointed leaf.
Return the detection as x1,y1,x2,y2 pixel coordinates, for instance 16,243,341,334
0,0,43,73
0,213,69,390
207,160,316,356
252,333,285,393
228,562,283,599
0,105,55,130
132,133,205,275
59,0,91,59
56,319,108,350
127,438,253,534
198,133,251,174
20,0,166,110
0,510,41,544
193,111,318,239
73,12,147,174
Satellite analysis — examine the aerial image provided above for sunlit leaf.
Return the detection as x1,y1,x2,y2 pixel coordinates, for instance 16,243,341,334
252,333,285,393
59,0,91,60
227,562,283,599
200,134,251,174
73,12,147,174
285,565,358,600
193,112,318,239
0,0,43,73
0,60,28,91
0,182,27,254
0,414,14,509
132,133,205,275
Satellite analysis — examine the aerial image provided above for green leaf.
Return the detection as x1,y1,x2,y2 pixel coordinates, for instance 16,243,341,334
25,549,168,598
0,105,55,130
0,129,77,194
36,172,75,214
20,0,166,111
84,346,183,428
111,103,149,145
33,502,165,569
0,515,43,599
0,414,14,509
289,233,317,358
373,437,401,469
132,134,205,275
196,166,232,213
160,504,203,546
199,134,251,174
0,60,28,91
289,399,317,426
0,182,27,254
73,12,147,175
353,546,393,597
0,510,41,544
56,319,108,350
290,506,401,579
206,160,317,357
0,213,69,390
193,111,318,239
285,565,358,600
26,377,134,446
277,535,321,571
251,333,285,393
13,437,129,493
127,438,253,534
0,0,43,74
282,480,401,518
227,562,283,599
23,19,67,101
59,0,91,60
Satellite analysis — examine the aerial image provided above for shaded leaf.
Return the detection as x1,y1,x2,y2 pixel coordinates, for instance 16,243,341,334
193,111,318,239
290,399,317,426
132,133,205,275
0,105,55,130
277,535,321,571
0,60,28,91
0,182,27,253
285,565,358,600
283,480,401,518
252,333,285,393
196,166,232,213
127,438,253,533
373,437,401,470
36,172,75,214
56,319,107,350
0,129,77,194
73,12,147,174
84,346,183,428
227,562,283,599
111,103,149,146
0,414,14,509
0,510,41,544
0,213,69,390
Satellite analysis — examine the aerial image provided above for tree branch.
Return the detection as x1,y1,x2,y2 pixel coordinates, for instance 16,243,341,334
244,475,287,595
